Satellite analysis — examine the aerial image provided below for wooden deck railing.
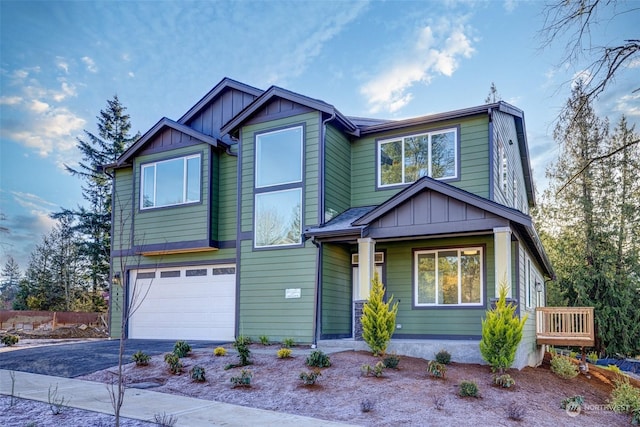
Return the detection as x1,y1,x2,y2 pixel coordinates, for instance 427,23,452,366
536,307,595,347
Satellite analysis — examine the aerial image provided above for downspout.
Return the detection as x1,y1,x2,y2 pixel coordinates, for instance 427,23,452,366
487,107,495,202
312,112,336,347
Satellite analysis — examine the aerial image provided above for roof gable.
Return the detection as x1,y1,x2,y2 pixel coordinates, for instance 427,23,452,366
220,86,359,137
116,117,220,167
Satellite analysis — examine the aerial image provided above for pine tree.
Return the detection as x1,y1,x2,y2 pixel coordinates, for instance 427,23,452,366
54,96,138,311
361,272,398,356
0,256,21,309
479,283,527,373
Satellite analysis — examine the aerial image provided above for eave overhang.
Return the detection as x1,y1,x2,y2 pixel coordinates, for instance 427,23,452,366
220,86,359,138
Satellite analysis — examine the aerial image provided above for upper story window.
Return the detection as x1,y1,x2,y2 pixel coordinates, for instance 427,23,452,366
378,128,457,187
254,126,304,248
256,126,303,187
140,154,201,209
498,141,508,195
415,247,483,306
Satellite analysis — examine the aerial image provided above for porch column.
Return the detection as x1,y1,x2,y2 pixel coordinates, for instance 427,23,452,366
357,237,376,300
493,227,513,298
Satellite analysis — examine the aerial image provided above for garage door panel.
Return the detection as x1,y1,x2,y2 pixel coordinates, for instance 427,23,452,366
129,264,236,341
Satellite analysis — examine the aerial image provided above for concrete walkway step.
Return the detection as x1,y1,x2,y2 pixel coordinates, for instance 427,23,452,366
0,369,357,426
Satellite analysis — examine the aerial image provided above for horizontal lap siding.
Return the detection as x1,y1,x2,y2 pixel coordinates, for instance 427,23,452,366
134,145,210,246
321,244,352,336
218,153,237,242
239,241,316,342
351,116,490,207
379,235,495,337
324,125,351,220
113,168,134,251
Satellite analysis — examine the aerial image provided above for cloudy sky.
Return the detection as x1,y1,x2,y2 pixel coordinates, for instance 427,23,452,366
1,0,637,271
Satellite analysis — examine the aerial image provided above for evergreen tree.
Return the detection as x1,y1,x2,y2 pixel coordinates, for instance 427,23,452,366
537,81,640,356
479,283,527,373
54,96,138,311
484,82,502,103
0,256,21,309
361,272,398,356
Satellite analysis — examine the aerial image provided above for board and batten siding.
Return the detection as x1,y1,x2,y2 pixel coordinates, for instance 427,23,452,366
351,116,490,207
185,88,258,138
321,244,352,337
376,235,495,338
492,111,528,213
133,145,210,247
324,124,351,222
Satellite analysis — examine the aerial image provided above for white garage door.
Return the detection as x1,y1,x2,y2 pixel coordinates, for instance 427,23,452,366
128,264,236,341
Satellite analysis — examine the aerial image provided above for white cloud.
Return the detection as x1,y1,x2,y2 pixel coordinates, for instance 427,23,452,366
0,95,22,105
29,99,49,113
82,56,98,73
361,18,475,114
615,92,640,117
128,71,135,78
56,57,69,74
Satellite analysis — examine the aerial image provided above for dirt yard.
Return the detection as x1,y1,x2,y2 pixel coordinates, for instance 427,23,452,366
74,345,632,426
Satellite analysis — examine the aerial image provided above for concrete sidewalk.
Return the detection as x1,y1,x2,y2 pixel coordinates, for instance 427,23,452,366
0,369,357,426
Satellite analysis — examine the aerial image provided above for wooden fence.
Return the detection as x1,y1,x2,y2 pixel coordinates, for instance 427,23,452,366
0,310,106,331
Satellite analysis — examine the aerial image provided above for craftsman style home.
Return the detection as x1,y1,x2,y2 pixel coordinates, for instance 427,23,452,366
108,77,557,368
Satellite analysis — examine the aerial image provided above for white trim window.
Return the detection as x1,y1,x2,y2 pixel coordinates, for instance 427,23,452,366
254,126,304,248
415,247,483,306
378,128,457,187
525,257,534,309
140,154,201,209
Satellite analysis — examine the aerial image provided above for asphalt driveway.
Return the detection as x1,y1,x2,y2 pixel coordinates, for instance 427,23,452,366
0,339,224,377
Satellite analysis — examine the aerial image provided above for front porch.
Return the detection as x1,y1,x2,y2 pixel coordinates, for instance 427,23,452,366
535,307,595,347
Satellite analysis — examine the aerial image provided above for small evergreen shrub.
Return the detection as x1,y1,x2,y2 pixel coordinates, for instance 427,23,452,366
560,395,584,413
173,340,191,358
230,369,252,387
132,350,151,366
506,402,527,421
550,355,578,379
361,272,398,356
233,336,252,366
282,337,295,348
299,369,321,385
479,284,527,374
493,373,516,388
608,376,640,415
459,380,480,397
427,360,447,379
213,346,227,356
607,364,623,374
435,349,451,365
236,335,252,345
306,350,331,368
586,351,598,364
360,399,375,413
164,353,183,375
1,334,19,347
276,348,292,359
190,365,206,382
361,361,385,378
383,353,400,369
259,335,270,346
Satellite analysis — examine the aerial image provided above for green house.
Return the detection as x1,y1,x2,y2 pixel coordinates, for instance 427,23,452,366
107,78,553,369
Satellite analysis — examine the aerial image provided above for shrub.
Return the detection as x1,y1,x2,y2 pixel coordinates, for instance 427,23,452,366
282,337,295,348
213,346,227,356
427,360,447,379
361,361,385,378
560,395,584,413
306,350,331,368
360,399,375,413
132,350,151,366
383,353,400,369
173,341,191,358
299,369,321,385
550,355,578,379
435,349,451,365
608,376,640,415
1,334,19,347
433,395,446,410
230,369,252,387
493,373,516,388
586,351,598,364
190,365,206,382
276,348,292,359
607,364,623,375
361,272,398,356
164,353,183,375
632,407,640,425
259,335,270,346
153,412,178,427
506,402,527,421
459,380,480,397
233,336,252,366
479,283,527,374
